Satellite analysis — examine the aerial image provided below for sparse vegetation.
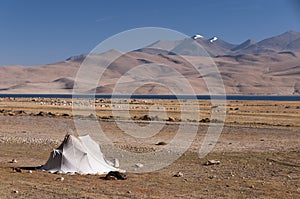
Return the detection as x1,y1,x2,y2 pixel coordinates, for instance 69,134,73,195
0,98,299,198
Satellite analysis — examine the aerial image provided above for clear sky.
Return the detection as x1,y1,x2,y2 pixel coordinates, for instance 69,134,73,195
0,0,300,66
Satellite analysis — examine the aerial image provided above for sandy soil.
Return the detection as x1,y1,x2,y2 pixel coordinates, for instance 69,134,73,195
1,51,300,95
0,98,299,198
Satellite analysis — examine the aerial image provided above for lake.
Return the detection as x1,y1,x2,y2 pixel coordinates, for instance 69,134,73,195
0,94,299,101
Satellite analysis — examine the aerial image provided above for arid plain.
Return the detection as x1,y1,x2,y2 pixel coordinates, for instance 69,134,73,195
0,97,299,198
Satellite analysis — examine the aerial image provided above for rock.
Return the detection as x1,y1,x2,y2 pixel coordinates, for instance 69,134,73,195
135,163,143,168
8,112,15,116
173,171,183,177
104,171,127,180
16,110,26,115
47,112,56,116
140,115,151,121
36,111,46,116
55,177,64,181
13,190,18,194
155,141,167,146
101,116,112,120
13,167,22,173
9,159,17,163
204,160,220,166
200,118,210,123
167,117,176,122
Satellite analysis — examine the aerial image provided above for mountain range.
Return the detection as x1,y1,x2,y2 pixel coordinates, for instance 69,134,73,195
143,30,300,56
0,31,299,95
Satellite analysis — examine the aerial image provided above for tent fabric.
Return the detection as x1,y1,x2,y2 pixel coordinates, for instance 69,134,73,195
41,134,119,174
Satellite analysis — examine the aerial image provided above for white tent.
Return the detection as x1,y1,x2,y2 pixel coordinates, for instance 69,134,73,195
41,134,119,174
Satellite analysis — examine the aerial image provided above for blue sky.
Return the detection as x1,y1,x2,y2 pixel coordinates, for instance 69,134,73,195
0,0,300,66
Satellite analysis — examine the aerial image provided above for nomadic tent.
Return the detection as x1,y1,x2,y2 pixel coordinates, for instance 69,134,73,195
41,134,119,174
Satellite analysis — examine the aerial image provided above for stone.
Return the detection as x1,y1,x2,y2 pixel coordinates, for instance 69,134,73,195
104,171,127,180
9,159,17,163
13,167,22,173
167,117,176,122
173,172,183,177
135,163,144,168
55,177,64,181
204,160,220,166
155,141,167,146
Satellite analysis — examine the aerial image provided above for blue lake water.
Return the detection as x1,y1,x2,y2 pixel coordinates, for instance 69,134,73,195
0,94,299,101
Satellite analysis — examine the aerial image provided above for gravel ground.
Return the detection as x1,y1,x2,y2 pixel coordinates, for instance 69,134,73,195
0,98,299,198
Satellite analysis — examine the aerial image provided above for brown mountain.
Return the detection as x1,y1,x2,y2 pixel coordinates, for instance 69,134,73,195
0,32,299,95
146,30,300,56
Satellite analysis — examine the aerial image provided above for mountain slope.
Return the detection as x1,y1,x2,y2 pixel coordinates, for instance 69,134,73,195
257,31,300,50
0,51,299,95
0,31,299,95
239,31,300,54
232,39,256,51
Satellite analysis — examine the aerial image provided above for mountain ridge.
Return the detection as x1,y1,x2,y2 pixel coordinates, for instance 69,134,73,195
142,30,300,57
0,31,299,95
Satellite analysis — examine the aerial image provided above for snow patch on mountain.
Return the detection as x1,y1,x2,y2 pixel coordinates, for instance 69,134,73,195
210,36,218,43
192,34,204,40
